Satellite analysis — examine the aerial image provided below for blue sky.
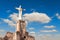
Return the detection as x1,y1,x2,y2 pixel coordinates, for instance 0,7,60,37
0,0,60,37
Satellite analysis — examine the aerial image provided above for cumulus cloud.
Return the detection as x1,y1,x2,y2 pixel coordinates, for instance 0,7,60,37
2,12,51,27
44,25,55,28
3,19,16,27
2,13,18,27
40,29,57,32
9,13,18,23
23,12,51,23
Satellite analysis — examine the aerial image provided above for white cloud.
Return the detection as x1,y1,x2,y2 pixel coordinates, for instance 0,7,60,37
9,13,18,23
29,27,35,30
56,13,59,16
23,12,51,23
2,13,18,27
3,19,16,27
29,31,35,34
57,16,60,19
2,12,51,27
29,31,36,37
40,29,57,32
44,25,55,28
